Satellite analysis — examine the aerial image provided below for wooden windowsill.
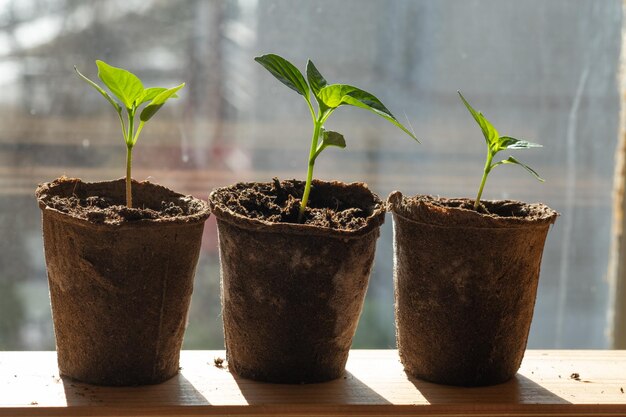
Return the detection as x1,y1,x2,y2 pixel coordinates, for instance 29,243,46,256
0,350,625,416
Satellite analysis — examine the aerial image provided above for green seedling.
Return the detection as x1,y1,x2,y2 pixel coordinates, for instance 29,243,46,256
458,91,544,211
74,60,184,208
255,53,418,222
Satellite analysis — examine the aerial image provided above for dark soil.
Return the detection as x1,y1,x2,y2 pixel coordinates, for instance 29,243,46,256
37,177,207,224
388,192,559,228
213,357,225,368
418,196,534,216
210,178,377,231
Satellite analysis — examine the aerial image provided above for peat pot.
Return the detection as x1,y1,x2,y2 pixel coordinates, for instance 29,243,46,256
36,177,211,386
389,192,558,387
208,179,385,383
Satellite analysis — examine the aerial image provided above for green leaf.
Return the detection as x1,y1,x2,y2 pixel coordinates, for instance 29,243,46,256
306,60,327,96
498,136,543,150
312,128,346,163
139,83,185,122
96,60,144,110
135,88,179,107
458,91,499,146
134,87,171,106
317,84,355,108
492,156,545,182
255,54,309,98
321,129,346,149
318,84,417,140
306,59,330,113
74,65,122,113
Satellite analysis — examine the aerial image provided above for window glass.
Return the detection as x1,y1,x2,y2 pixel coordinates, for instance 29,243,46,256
0,0,620,349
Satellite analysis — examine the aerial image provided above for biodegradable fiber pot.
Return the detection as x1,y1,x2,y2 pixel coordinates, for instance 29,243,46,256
389,192,558,387
36,177,210,386
208,179,385,383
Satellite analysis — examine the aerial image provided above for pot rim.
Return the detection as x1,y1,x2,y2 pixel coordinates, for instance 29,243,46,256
208,179,386,239
36,177,211,230
388,191,558,230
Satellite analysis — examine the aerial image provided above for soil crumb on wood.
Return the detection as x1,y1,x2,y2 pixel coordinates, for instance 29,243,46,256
570,372,581,381
213,357,225,368
37,177,207,224
212,178,379,231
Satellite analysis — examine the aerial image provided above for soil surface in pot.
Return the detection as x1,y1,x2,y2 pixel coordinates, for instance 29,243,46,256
390,194,558,228
37,176,207,224
210,178,373,230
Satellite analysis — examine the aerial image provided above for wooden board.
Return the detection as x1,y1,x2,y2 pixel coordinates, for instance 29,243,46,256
0,350,625,416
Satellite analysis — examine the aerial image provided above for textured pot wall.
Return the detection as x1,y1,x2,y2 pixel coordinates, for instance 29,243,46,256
390,193,557,386
37,179,209,386
210,181,385,383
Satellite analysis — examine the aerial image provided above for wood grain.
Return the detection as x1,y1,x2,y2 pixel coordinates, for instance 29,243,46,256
0,350,624,416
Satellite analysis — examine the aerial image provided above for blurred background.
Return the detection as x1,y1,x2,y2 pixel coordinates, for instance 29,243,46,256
0,0,621,350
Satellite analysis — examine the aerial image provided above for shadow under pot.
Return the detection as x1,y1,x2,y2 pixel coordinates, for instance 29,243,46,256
208,179,385,384
36,177,211,386
388,192,558,387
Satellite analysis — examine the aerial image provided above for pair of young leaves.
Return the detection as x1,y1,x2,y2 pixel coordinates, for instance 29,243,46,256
254,54,418,161
74,60,184,148
457,92,543,182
